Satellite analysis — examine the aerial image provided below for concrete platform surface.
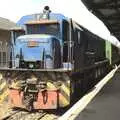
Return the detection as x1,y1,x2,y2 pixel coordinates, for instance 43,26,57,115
76,69,120,120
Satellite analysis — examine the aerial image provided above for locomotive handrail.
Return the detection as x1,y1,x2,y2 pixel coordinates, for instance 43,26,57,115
77,59,109,73
95,59,109,65
0,68,72,72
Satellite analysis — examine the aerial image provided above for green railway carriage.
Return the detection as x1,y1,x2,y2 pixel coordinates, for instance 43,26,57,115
105,40,120,65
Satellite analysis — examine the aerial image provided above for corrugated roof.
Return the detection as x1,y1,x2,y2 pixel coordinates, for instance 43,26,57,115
81,0,120,41
0,17,16,30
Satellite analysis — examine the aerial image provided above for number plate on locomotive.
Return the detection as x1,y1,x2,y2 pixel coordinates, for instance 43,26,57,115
27,41,39,47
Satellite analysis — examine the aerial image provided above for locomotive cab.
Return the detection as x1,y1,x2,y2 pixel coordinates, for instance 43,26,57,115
10,6,74,71
11,6,63,69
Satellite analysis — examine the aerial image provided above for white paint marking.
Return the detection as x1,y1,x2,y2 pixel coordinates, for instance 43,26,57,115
59,66,119,120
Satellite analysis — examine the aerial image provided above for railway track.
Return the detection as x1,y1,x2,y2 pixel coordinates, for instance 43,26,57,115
1,108,58,120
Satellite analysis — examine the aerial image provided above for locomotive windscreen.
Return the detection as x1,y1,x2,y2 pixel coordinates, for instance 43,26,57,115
15,37,51,62
26,23,60,39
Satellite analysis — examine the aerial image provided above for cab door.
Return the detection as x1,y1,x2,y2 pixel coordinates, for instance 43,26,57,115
52,38,61,68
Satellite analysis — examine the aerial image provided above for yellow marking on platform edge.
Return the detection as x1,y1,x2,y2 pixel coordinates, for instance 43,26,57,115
59,66,119,120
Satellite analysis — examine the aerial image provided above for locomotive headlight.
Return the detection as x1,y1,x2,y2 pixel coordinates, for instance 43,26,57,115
29,63,34,68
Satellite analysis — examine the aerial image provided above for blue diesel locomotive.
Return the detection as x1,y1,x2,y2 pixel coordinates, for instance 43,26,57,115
4,6,119,110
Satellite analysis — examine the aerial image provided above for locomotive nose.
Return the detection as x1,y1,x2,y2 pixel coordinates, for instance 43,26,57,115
14,35,61,69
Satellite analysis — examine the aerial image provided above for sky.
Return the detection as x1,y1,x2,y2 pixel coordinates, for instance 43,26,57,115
0,0,120,47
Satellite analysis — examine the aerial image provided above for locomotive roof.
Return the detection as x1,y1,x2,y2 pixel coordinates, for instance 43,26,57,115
17,13,68,26
26,20,59,25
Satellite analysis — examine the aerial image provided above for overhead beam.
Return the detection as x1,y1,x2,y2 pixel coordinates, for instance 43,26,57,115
81,0,120,41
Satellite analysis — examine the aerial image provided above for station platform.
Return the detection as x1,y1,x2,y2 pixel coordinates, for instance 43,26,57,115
75,68,120,120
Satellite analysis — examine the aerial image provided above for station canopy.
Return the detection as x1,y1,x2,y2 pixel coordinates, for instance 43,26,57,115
81,0,120,40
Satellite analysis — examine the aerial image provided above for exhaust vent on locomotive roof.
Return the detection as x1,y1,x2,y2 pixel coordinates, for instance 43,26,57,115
34,6,51,20
42,6,51,20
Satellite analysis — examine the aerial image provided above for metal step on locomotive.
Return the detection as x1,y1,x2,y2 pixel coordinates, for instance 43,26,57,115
1,6,120,111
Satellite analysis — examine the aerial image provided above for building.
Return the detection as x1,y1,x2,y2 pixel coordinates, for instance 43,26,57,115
0,17,16,67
